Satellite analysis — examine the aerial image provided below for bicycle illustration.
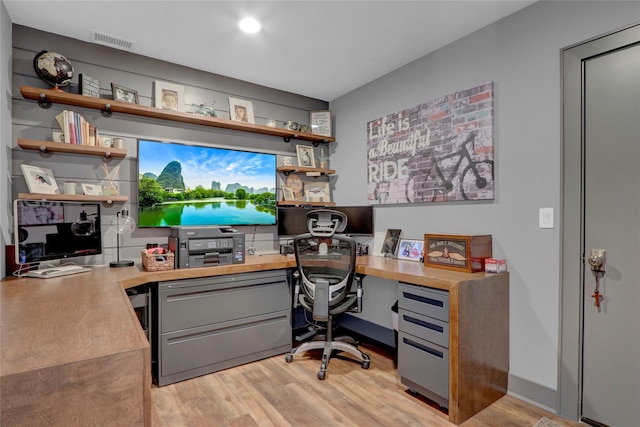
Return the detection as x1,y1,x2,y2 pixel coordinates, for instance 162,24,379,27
405,131,494,203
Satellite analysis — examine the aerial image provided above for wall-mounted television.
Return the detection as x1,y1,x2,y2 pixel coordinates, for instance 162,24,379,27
13,200,102,265
137,139,277,228
277,206,374,236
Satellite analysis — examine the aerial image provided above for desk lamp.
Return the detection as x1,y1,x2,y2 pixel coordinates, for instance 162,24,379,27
110,205,136,267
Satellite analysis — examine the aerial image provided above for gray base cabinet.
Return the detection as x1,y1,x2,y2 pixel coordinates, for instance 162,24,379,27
397,282,450,409
154,270,291,386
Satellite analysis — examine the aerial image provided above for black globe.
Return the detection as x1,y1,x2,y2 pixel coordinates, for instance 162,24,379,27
33,50,74,88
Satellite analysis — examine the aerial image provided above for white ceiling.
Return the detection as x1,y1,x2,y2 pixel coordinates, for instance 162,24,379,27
4,1,536,101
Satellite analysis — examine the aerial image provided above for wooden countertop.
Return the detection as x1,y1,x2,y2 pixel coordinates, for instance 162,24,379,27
1,254,494,376
1,254,505,426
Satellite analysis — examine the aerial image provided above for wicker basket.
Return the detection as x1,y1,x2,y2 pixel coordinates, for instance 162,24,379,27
141,250,175,272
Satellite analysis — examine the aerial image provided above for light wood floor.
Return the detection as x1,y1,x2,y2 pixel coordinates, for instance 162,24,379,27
151,341,583,427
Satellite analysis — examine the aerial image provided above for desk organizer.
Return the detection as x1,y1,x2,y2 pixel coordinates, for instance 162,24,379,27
141,249,174,272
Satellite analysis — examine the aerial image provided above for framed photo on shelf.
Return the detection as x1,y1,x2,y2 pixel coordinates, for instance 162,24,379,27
397,238,424,262
310,110,332,137
82,183,103,196
282,186,294,201
296,144,315,168
381,229,402,256
154,80,184,112
21,165,59,194
79,73,100,98
304,181,330,203
285,175,304,201
111,83,139,104
228,97,255,123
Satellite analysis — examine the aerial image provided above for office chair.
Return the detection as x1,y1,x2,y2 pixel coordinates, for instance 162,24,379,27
285,209,370,380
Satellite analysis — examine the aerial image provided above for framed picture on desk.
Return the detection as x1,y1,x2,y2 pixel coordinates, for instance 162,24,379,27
397,238,424,261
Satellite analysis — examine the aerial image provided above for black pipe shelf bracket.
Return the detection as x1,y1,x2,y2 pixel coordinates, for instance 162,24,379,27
38,93,52,109
101,104,112,117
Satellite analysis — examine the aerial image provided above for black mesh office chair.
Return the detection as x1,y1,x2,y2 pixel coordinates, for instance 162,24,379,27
285,209,370,380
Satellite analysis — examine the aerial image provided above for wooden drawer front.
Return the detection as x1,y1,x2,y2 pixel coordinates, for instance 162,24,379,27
161,311,290,378
160,272,288,333
398,331,449,400
399,309,449,349
399,283,449,322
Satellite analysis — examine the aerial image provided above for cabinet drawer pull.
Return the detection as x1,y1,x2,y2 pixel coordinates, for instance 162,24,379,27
403,337,444,359
403,315,444,333
403,292,444,308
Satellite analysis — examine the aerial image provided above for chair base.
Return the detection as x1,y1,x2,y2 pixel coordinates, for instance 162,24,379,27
285,337,371,380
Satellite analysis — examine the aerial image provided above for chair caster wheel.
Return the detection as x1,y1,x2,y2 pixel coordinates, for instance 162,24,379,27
285,354,293,363
317,371,326,380
362,360,370,369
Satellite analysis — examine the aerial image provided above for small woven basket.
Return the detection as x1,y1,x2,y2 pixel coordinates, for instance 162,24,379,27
141,250,174,272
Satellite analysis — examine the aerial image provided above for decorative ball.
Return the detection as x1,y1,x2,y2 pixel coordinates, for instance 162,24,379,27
33,50,74,89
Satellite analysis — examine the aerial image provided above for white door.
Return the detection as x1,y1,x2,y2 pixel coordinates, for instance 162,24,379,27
581,36,640,426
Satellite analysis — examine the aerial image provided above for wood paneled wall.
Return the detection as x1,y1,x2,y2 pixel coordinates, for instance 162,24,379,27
10,25,329,265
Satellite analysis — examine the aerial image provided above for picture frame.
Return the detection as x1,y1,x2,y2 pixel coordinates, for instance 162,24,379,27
79,73,100,98
296,144,316,168
280,156,294,167
282,186,294,201
111,83,139,104
82,183,103,196
397,238,425,262
310,110,332,137
304,181,331,202
154,80,184,112
381,228,402,256
21,165,59,194
228,97,255,123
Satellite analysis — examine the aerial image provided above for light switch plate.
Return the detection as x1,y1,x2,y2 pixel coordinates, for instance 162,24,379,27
539,207,554,229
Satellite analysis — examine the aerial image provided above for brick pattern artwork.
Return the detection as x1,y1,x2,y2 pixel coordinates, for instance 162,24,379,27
367,81,494,204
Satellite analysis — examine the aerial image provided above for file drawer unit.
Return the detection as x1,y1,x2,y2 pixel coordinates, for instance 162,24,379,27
398,282,450,409
154,270,291,386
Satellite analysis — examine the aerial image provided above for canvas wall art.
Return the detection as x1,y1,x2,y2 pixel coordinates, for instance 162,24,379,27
367,81,494,204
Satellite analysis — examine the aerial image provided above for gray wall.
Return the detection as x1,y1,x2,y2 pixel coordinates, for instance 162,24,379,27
9,25,328,268
1,1,10,279
330,0,640,410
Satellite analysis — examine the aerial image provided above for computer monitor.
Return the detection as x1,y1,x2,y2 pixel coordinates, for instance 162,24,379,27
277,206,374,236
14,200,102,265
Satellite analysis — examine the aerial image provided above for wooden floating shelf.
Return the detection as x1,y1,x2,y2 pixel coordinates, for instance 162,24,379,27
277,201,336,207
277,166,335,175
18,193,128,204
17,138,127,158
20,85,336,145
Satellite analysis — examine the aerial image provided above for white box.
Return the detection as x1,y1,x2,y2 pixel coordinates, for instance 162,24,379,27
485,258,507,273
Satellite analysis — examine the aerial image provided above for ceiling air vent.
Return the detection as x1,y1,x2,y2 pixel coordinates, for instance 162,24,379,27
90,30,134,51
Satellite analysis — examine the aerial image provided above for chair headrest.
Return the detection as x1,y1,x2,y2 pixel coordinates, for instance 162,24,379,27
307,209,347,237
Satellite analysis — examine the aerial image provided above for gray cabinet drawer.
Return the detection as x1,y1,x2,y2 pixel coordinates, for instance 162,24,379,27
159,270,288,333
398,282,449,322
398,331,449,401
161,310,290,379
398,308,449,349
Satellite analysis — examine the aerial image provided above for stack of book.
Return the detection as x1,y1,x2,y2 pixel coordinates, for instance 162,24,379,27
54,110,99,146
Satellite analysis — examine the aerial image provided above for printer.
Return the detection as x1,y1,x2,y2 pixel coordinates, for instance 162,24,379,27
169,226,245,269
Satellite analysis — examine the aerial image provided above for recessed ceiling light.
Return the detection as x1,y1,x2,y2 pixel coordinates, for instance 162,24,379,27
239,18,261,34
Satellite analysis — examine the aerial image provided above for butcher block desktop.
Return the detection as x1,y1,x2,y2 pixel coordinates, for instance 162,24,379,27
1,255,508,426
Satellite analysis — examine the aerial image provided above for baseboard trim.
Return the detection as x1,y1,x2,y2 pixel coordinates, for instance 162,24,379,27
508,373,558,414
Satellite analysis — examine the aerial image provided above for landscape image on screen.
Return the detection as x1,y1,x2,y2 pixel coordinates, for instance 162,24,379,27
138,140,277,227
